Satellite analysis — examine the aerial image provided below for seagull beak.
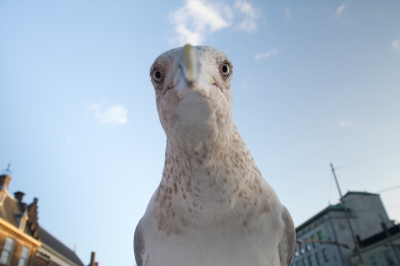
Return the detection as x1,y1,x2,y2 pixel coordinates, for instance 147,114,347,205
181,44,197,87
173,44,210,100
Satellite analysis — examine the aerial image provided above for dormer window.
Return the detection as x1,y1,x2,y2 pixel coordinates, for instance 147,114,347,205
0,190,7,206
15,210,29,231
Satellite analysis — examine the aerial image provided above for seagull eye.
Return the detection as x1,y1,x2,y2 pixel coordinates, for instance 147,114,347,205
152,70,162,82
220,62,232,77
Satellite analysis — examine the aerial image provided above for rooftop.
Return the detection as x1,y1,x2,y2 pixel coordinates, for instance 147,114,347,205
296,190,378,233
38,226,84,266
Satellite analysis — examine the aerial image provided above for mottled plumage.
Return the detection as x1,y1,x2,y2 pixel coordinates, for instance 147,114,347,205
134,45,295,266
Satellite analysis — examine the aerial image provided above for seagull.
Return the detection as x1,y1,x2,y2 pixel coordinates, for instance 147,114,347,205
134,44,295,266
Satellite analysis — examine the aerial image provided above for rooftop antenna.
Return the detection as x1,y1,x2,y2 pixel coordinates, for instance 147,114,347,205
330,163,364,265
2,163,12,175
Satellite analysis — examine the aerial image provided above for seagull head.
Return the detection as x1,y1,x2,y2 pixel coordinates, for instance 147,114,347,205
150,45,234,147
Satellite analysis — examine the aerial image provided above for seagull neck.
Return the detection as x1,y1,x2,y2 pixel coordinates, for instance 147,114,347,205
158,125,263,213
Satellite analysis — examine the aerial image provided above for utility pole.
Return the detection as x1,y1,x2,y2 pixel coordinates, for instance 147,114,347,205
380,215,400,264
327,209,346,265
330,163,364,265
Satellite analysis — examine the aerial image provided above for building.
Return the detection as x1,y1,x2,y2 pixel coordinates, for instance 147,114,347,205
0,174,99,266
292,191,396,266
350,223,400,266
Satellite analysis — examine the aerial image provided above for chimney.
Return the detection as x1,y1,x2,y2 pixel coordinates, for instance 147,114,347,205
14,191,25,202
89,252,96,266
0,175,11,191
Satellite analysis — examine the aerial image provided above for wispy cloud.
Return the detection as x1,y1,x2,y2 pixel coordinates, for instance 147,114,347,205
336,4,346,16
234,0,261,32
89,103,128,126
338,120,354,127
169,0,233,45
254,48,278,60
169,0,262,45
392,39,400,52
285,6,292,21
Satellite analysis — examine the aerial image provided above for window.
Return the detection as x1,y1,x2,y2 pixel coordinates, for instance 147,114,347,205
384,251,395,266
308,255,315,266
322,248,329,262
310,235,317,248
15,212,28,232
0,238,14,265
315,252,321,265
369,256,378,266
299,242,305,254
17,246,29,266
303,239,311,252
317,231,323,240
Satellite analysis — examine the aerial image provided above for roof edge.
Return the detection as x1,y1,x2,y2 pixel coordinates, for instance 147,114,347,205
0,217,41,246
40,242,80,266
296,204,343,233
343,191,379,198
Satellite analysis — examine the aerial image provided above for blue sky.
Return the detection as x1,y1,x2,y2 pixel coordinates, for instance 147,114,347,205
1,1,400,265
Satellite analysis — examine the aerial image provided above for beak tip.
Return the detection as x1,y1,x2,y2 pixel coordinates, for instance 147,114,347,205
182,44,197,84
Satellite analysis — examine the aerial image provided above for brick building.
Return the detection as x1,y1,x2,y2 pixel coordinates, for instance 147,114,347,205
0,174,99,266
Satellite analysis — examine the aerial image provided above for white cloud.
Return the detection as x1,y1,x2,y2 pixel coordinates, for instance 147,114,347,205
234,0,261,32
392,39,400,52
285,6,292,21
90,103,128,126
338,120,354,127
336,4,346,16
169,0,233,45
254,48,278,60
168,0,263,45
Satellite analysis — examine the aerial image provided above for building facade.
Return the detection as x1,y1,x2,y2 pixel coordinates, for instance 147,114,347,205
350,223,400,266
292,191,396,266
0,174,98,266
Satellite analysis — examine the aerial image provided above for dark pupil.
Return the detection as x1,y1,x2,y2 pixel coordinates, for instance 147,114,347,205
155,71,161,79
222,65,228,73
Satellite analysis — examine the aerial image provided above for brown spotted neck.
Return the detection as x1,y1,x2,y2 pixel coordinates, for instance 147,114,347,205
155,123,267,218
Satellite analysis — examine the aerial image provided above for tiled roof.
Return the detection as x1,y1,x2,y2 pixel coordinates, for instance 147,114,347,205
0,195,22,226
0,190,84,266
0,195,33,236
38,226,84,266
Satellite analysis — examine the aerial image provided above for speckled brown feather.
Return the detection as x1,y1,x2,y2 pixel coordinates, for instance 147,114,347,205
134,46,295,266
